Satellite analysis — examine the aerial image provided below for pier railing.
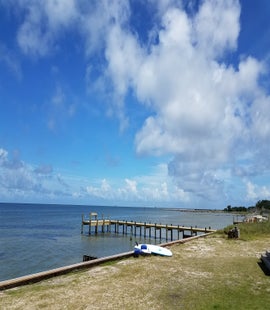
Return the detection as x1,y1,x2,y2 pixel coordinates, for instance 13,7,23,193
81,213,216,241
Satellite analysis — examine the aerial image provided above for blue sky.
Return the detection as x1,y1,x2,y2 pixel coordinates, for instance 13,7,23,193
1,0,270,208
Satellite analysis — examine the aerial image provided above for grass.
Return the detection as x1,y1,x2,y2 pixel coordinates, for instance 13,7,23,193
220,219,270,240
1,221,270,309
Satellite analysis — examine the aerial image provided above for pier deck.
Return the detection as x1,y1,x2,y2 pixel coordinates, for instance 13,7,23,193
81,213,216,241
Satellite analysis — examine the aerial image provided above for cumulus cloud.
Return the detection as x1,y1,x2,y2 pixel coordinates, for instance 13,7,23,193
13,0,78,56
0,149,38,196
34,164,53,175
0,148,8,162
83,163,190,204
0,146,186,205
101,0,270,202
2,0,270,205
245,181,270,201
0,147,70,200
9,0,129,58
132,2,243,162
86,179,113,199
82,0,130,57
193,0,240,58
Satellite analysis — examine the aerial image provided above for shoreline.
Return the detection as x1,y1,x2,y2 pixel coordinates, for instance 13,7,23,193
0,204,236,285
0,233,214,291
165,208,226,213
2,233,270,309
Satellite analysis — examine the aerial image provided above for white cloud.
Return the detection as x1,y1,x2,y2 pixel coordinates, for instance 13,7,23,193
84,163,190,204
1,145,189,205
12,0,130,58
8,0,132,129
194,0,240,58
34,164,53,175
246,181,270,201
100,0,270,203
89,0,270,203
124,178,137,194
0,147,71,201
14,0,78,56
44,0,78,29
2,0,270,205
86,179,113,199
17,2,52,56
131,2,243,161
0,148,8,163
82,0,130,56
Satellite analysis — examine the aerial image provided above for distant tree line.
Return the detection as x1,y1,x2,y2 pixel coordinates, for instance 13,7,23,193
223,205,248,212
256,200,270,210
224,200,270,212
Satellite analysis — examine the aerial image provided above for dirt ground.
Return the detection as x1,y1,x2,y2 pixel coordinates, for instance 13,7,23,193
1,235,270,309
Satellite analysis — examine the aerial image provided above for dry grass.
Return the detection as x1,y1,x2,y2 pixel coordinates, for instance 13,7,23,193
1,234,270,309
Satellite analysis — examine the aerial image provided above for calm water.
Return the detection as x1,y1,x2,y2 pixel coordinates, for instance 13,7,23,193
0,203,235,281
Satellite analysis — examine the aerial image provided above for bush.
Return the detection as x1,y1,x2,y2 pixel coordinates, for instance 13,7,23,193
220,220,270,241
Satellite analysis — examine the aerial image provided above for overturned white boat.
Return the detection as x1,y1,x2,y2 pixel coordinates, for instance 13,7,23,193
134,243,172,257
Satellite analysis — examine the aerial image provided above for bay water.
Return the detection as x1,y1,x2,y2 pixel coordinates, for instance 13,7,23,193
0,203,235,281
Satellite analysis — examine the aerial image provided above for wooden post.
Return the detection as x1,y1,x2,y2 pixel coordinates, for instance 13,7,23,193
144,222,146,238
107,220,110,232
102,219,105,233
89,213,91,235
101,215,104,233
95,220,98,234
81,214,84,234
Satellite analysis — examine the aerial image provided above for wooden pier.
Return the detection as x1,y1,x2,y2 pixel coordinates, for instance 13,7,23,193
81,213,216,241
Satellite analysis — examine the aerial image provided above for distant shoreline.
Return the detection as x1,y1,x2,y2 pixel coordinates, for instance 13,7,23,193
165,208,226,213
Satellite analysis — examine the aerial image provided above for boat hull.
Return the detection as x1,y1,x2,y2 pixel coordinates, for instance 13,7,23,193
134,244,172,257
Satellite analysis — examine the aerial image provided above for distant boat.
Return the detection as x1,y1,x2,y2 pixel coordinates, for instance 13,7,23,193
134,243,172,257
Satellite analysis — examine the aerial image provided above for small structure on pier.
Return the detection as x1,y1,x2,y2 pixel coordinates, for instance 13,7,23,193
81,213,216,242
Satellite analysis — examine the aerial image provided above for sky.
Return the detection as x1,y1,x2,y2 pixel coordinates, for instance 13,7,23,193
0,0,270,209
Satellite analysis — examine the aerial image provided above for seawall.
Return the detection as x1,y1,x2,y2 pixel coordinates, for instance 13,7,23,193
0,232,214,291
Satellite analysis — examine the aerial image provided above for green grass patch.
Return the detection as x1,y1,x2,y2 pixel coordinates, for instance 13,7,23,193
218,219,270,241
